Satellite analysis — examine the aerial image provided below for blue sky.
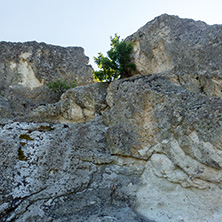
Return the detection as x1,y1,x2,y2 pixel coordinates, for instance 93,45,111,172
1,0,222,69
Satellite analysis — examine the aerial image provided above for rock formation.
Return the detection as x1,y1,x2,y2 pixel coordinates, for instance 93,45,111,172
127,14,222,97
0,41,93,122
1,14,222,222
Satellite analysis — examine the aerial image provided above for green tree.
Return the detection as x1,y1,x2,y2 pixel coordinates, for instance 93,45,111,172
93,34,136,82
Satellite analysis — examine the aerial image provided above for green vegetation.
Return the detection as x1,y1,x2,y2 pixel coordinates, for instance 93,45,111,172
93,34,136,82
18,147,28,161
37,125,53,132
46,79,77,96
20,142,26,146
19,134,34,141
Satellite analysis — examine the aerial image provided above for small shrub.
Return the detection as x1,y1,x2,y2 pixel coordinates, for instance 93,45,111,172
46,79,77,96
18,147,28,161
19,134,34,141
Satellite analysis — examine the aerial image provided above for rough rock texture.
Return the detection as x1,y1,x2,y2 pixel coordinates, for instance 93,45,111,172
29,82,109,123
127,14,222,97
1,14,222,222
0,95,11,119
0,120,150,222
0,41,93,121
105,75,222,222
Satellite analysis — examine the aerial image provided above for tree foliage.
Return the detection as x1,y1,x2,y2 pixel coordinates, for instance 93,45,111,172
93,34,136,82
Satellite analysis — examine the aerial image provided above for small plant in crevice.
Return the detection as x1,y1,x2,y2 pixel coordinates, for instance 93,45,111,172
18,147,28,161
46,79,77,97
93,33,136,82
20,142,26,146
19,134,34,141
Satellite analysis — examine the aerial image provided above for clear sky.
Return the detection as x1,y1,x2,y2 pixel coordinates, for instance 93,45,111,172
1,0,222,69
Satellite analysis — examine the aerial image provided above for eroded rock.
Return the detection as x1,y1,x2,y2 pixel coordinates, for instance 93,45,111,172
104,74,222,221
127,14,222,97
0,95,11,120
0,41,94,120
1,14,222,222
30,82,109,123
0,120,150,222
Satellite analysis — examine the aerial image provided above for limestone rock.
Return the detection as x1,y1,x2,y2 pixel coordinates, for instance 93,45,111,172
0,95,11,120
2,14,222,222
2,74,222,222
0,120,150,222
104,73,222,222
127,14,222,97
0,41,94,120
0,41,93,88
30,82,109,123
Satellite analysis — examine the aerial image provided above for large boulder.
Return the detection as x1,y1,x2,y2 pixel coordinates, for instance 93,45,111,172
29,82,109,123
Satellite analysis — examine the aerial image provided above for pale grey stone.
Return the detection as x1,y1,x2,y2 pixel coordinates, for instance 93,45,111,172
127,14,222,97
0,41,94,121
2,14,222,222
29,82,109,123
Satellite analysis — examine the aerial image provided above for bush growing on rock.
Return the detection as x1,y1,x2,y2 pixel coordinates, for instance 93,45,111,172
93,34,136,82
46,79,77,96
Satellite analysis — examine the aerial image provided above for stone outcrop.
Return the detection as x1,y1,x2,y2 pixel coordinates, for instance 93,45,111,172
29,82,109,123
1,14,222,222
0,41,93,121
127,14,222,97
105,75,222,222
0,119,150,222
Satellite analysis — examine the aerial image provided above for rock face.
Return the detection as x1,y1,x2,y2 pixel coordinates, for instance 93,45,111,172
1,14,222,222
29,82,109,123
127,14,222,97
105,75,222,222
0,41,93,121
0,120,150,222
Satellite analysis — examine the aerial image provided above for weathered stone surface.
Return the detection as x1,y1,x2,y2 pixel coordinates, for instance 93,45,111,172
104,74,222,222
0,119,150,222
0,95,11,120
0,41,94,120
29,82,109,123
127,14,222,97
1,73,222,222
0,41,93,88
1,14,222,222
105,74,222,179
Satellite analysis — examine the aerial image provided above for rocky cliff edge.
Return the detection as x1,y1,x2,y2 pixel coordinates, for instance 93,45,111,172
1,14,222,222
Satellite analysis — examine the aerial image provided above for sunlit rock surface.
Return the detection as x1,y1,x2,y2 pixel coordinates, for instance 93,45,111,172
0,41,93,121
30,82,109,123
1,14,222,222
127,14,222,97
